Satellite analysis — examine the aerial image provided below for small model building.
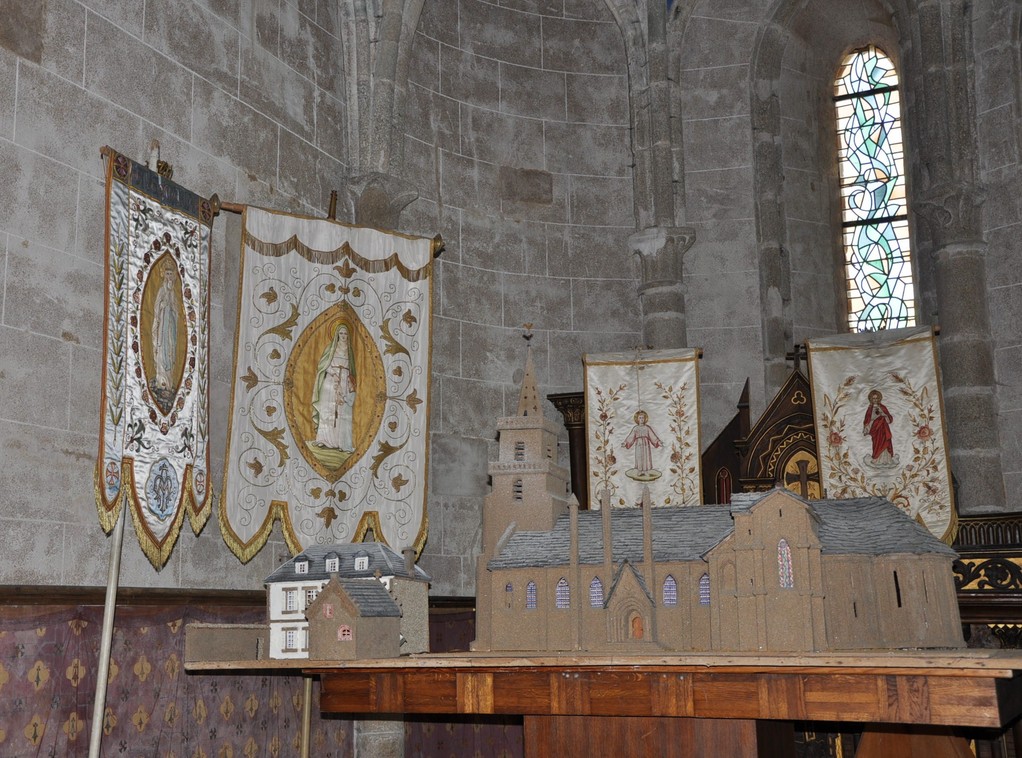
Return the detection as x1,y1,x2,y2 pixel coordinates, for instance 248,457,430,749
305,576,402,660
265,541,430,660
472,344,964,654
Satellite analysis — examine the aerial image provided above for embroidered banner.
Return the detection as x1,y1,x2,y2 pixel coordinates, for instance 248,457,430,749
584,348,702,508
220,208,439,561
95,148,215,568
806,326,955,541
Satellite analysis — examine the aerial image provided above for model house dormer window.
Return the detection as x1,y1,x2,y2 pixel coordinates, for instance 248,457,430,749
295,560,309,575
354,553,369,572
325,555,340,573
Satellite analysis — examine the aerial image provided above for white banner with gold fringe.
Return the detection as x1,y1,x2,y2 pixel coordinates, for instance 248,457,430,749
584,348,702,508
806,326,955,541
95,148,215,568
220,208,439,561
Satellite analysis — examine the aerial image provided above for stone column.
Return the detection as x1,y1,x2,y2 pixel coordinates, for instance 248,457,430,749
630,226,695,350
354,717,404,758
918,186,1006,514
548,392,587,509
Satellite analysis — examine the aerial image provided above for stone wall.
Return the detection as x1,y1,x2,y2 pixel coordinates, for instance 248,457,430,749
399,1,641,594
0,0,348,588
0,0,1019,598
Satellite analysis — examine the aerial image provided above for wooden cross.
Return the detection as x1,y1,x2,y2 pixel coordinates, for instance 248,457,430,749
783,458,820,499
786,343,808,375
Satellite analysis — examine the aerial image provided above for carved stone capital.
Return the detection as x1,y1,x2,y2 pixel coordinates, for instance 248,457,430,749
915,183,986,252
630,226,696,291
344,172,419,229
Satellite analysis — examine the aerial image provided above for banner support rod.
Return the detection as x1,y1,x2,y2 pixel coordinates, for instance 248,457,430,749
88,511,125,758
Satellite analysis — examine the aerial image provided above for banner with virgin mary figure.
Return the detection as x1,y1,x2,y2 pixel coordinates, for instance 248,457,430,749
95,148,215,568
584,348,702,509
219,208,440,561
806,326,956,541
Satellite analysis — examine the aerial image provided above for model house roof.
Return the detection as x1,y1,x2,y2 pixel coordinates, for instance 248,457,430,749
335,578,402,618
265,542,432,584
487,491,956,570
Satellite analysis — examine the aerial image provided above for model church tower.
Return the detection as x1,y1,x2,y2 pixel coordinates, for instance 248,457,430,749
473,333,572,650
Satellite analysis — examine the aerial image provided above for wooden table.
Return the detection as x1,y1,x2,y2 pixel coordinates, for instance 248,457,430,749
302,651,1022,757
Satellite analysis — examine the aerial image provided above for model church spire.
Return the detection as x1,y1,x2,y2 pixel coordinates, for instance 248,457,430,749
517,325,542,417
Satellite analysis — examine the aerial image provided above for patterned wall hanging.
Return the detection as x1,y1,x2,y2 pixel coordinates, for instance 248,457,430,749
806,326,956,541
220,208,439,561
95,148,215,568
584,348,702,508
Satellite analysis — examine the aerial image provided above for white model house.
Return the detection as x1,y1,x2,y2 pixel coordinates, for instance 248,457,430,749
264,542,431,659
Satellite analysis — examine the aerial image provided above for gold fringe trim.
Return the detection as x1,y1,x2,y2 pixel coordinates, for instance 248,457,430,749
96,458,213,569
94,458,124,534
242,230,433,282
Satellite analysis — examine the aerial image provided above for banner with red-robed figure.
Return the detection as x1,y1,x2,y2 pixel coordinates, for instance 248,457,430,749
806,326,956,542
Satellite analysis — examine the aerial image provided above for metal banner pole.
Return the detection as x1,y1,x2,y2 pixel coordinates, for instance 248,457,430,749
88,513,126,758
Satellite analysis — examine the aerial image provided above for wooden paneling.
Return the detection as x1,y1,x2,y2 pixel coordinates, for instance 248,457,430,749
315,658,1022,729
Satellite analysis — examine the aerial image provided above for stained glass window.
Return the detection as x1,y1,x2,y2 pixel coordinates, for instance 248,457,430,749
778,539,794,588
555,578,570,608
698,573,710,605
526,581,537,609
662,575,678,606
589,577,604,607
835,45,916,332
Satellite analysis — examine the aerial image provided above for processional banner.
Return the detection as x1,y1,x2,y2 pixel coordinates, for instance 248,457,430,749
220,208,439,561
95,148,215,568
584,349,702,508
806,326,955,541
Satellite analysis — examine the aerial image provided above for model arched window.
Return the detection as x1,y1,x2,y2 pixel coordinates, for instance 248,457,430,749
778,539,794,588
526,581,537,609
589,577,604,607
698,573,710,606
555,578,570,609
338,625,352,641
662,575,678,606
835,45,915,332
715,468,732,505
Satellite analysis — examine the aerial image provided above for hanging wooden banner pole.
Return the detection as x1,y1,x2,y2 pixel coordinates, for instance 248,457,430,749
88,511,126,758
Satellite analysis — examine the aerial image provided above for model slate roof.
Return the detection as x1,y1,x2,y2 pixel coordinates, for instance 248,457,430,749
811,497,958,556
336,578,402,618
489,507,734,569
265,542,432,584
487,493,956,570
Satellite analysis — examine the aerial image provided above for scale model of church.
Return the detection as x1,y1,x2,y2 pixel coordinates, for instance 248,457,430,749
472,345,964,654
265,542,430,660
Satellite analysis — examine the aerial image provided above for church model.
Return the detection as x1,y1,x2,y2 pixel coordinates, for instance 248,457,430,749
265,542,431,660
472,346,964,654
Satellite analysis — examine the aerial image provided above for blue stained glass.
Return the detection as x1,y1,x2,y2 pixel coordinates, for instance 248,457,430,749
835,46,915,332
